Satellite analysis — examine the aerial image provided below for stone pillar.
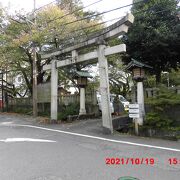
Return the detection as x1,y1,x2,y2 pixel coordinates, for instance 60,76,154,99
98,44,113,134
137,81,145,125
79,87,86,115
131,86,136,103
146,88,152,98
51,60,58,121
177,86,180,94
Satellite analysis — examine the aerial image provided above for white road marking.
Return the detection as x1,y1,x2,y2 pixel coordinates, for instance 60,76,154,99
1,122,13,125
2,124,180,152
0,138,56,143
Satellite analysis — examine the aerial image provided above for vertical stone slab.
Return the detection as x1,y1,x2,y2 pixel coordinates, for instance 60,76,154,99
137,81,145,125
98,44,113,134
79,87,86,115
51,60,58,121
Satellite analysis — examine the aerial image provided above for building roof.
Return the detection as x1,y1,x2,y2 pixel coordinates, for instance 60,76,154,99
126,59,152,71
73,71,92,78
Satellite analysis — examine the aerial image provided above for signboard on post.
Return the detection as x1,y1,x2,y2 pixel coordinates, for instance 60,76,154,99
129,104,140,118
129,108,139,114
129,113,140,118
129,104,139,109
37,82,51,103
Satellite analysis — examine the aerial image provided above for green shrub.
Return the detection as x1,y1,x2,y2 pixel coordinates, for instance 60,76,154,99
145,85,180,107
144,112,173,129
144,85,180,129
38,111,50,117
58,103,79,121
12,107,32,115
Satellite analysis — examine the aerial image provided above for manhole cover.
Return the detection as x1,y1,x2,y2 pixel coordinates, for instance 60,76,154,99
118,177,140,180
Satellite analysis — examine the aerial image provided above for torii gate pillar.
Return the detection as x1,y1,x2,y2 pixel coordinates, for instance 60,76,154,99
51,60,58,122
98,43,113,134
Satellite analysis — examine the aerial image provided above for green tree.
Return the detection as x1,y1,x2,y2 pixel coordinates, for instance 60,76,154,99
124,0,180,83
105,38,132,97
162,68,180,86
108,57,132,97
56,0,101,20
0,4,102,96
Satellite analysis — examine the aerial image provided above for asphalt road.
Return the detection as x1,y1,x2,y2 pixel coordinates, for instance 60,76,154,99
0,114,180,180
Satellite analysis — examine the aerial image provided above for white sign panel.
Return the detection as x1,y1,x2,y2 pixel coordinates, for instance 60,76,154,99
129,109,140,114
129,104,139,109
129,114,140,118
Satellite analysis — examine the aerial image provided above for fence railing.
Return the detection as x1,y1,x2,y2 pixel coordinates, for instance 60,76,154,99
145,86,180,98
58,91,97,106
130,86,180,101
8,97,32,106
7,90,97,113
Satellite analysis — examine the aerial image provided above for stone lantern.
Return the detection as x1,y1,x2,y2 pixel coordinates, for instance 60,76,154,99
127,59,151,81
126,59,152,126
76,76,88,87
74,71,92,115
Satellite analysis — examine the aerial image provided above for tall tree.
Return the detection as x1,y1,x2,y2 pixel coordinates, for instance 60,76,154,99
123,0,180,83
56,0,83,13
56,0,101,21
0,4,102,96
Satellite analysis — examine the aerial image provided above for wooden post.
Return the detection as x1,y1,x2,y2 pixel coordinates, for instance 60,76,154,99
98,43,113,134
135,118,139,135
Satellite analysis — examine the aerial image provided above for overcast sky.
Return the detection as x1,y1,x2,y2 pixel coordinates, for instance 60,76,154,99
0,0,132,24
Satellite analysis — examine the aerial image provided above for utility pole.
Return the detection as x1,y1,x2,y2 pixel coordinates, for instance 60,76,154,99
32,0,37,117
1,70,4,112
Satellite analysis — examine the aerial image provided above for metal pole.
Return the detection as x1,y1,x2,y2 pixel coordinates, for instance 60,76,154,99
32,0,37,117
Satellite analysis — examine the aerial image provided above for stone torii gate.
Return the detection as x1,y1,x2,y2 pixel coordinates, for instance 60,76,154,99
42,13,134,134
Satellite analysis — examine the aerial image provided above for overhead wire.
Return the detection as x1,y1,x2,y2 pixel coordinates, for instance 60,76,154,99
10,0,179,54
41,0,145,47
53,16,123,43
34,0,57,12
22,0,177,51
20,0,104,26
47,0,144,26
19,0,105,39
52,16,124,49
47,0,104,24
12,0,143,34
50,4,179,50
25,0,57,17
